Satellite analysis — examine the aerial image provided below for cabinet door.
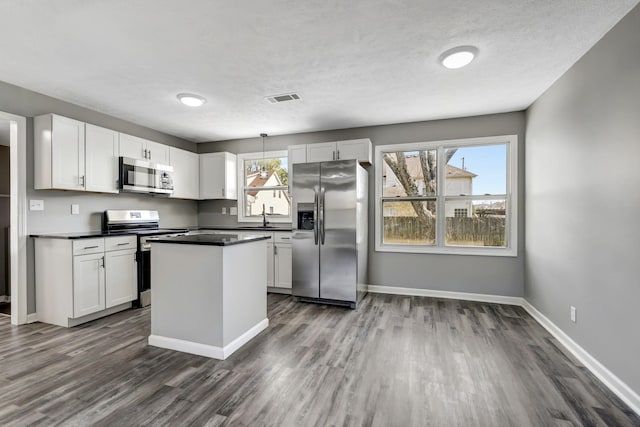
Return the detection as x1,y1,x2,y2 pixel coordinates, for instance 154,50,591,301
336,139,372,164
274,243,292,288
146,140,170,164
200,153,224,199
119,133,147,160
52,115,85,190
306,142,336,163
267,241,275,287
73,252,105,318
85,124,119,193
105,248,137,308
170,147,200,199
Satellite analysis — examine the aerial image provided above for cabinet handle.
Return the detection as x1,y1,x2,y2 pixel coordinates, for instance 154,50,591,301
280,237,290,240
79,175,85,186
274,245,278,255
148,150,151,160
144,148,148,159
332,151,336,161
83,245,99,250
99,257,105,268
336,150,340,160
222,187,225,197
116,242,130,246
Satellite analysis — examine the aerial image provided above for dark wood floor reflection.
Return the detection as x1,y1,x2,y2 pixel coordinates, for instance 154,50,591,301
0,294,638,426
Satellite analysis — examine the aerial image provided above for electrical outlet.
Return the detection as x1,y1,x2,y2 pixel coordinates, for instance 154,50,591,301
29,200,44,211
570,306,577,322
71,204,80,215
230,206,238,215
221,207,227,215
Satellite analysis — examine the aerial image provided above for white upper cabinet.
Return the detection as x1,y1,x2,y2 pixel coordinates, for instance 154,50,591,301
335,138,372,164
288,144,307,165
199,152,237,199
119,133,170,164
304,138,372,165
146,140,170,164
306,142,337,163
85,124,119,193
35,114,86,190
170,147,200,199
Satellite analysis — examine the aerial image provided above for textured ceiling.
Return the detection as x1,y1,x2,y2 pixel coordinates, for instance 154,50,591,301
0,0,637,142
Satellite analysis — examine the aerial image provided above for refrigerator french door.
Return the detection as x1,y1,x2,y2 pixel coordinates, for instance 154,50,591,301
292,159,368,308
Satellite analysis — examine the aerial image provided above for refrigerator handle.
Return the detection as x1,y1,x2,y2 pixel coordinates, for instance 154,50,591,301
320,187,326,245
313,188,319,245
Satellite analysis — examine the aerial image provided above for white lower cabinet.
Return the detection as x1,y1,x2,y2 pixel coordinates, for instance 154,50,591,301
274,243,292,289
72,252,106,318
105,248,137,308
35,236,138,327
273,232,292,290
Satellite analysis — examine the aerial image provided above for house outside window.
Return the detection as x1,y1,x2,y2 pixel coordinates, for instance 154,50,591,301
375,135,518,256
237,150,291,223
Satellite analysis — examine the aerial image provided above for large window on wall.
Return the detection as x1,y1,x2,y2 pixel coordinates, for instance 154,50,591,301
237,150,291,223
375,135,517,256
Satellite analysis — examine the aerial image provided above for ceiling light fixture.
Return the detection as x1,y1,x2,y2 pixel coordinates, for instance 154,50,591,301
177,93,206,107
260,133,268,179
439,46,479,69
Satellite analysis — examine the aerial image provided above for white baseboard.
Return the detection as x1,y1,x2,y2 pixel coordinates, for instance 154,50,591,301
366,285,639,415
149,318,269,360
26,313,38,323
521,300,640,416
367,285,524,306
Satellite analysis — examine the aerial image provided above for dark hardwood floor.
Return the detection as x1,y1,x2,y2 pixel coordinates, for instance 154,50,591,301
0,293,637,426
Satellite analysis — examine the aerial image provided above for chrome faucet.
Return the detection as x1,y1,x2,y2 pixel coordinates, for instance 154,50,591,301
262,203,270,227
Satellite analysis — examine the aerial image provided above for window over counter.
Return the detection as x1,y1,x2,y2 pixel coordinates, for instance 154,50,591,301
237,150,291,223
375,135,518,256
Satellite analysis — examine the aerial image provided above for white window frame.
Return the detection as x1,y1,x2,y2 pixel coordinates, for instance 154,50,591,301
237,150,291,223
375,135,518,257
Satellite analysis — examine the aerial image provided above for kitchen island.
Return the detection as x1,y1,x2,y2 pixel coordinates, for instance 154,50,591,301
148,233,270,360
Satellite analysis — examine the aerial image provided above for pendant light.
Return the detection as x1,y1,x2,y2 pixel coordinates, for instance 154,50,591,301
260,133,268,179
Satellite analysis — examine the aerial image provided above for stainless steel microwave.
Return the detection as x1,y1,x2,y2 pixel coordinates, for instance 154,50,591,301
119,157,174,195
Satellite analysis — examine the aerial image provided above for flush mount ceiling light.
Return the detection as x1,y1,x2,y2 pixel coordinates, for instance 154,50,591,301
177,93,206,107
439,46,479,69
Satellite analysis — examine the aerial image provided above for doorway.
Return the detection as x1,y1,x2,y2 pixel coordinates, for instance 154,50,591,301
0,111,27,325
0,125,9,315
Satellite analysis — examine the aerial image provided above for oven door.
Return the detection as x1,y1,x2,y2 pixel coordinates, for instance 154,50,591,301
119,157,173,195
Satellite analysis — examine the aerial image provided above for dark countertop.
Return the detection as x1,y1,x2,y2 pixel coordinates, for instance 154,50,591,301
30,225,291,240
149,233,271,246
198,225,293,232
30,230,138,240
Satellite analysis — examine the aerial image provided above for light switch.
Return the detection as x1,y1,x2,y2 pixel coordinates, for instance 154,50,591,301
230,206,238,215
71,204,80,215
221,207,227,215
29,200,44,211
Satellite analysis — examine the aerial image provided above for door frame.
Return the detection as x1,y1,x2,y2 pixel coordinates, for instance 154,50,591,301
0,111,27,325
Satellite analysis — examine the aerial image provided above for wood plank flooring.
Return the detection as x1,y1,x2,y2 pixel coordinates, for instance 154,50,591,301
0,293,638,426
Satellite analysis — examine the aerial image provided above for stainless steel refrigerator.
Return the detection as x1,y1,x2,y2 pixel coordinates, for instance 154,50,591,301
292,159,368,308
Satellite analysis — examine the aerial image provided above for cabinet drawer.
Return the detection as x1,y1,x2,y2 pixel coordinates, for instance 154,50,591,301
105,235,137,252
274,232,292,243
72,238,104,255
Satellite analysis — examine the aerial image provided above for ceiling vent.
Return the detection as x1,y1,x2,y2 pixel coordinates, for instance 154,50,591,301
265,93,301,104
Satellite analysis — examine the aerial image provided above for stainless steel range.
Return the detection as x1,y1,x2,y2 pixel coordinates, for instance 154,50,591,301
103,210,188,307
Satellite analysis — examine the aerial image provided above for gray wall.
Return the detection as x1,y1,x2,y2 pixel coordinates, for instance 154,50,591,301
0,80,199,313
526,4,640,395
199,112,526,297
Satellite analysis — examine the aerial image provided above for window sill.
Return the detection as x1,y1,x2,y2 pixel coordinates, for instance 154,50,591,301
375,244,517,257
